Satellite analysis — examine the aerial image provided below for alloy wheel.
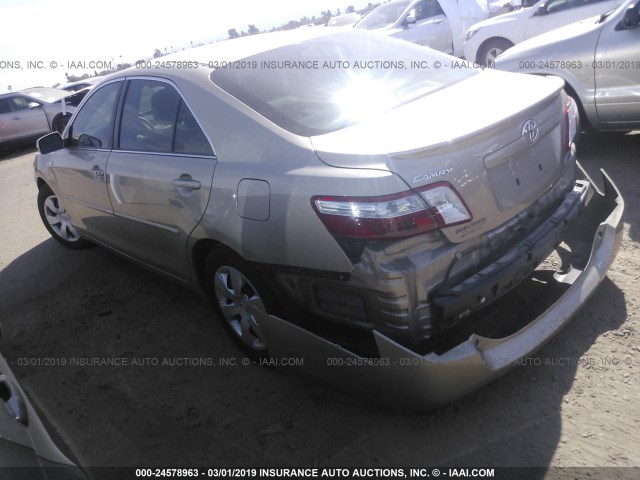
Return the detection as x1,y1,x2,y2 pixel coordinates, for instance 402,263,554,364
214,266,267,351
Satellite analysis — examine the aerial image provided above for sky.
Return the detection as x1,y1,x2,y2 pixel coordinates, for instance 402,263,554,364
0,0,373,93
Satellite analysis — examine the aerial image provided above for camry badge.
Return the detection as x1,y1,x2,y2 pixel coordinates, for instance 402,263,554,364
522,119,539,144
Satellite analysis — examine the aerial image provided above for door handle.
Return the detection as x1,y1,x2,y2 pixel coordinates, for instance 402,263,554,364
430,18,444,24
91,166,105,182
173,177,201,190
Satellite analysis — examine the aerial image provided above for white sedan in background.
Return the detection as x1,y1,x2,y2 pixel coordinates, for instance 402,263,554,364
464,0,620,65
354,0,513,56
0,87,87,148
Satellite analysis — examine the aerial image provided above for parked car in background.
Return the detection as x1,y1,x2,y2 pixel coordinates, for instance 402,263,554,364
353,0,513,56
33,28,623,407
326,12,362,27
465,0,619,65
60,77,100,93
495,0,640,131
0,88,87,148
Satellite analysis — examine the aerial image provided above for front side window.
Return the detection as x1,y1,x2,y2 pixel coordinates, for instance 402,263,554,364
355,0,411,29
10,96,34,111
413,0,444,20
69,81,122,149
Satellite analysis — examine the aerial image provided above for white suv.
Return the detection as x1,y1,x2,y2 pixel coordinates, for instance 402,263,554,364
464,0,618,65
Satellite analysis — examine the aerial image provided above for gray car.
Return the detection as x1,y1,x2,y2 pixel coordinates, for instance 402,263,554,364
495,0,640,131
33,29,623,407
0,88,86,148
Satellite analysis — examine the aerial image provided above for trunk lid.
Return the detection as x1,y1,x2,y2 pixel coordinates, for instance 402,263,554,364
310,70,567,243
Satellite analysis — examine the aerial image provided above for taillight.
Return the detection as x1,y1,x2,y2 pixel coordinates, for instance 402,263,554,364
311,182,472,240
563,96,579,152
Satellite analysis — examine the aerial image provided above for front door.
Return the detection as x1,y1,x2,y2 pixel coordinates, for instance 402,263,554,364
48,81,127,251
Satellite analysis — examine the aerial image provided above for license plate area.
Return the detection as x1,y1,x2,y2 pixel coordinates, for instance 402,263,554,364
484,120,561,211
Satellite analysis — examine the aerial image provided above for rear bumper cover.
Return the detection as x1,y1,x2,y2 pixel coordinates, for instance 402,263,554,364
253,168,624,409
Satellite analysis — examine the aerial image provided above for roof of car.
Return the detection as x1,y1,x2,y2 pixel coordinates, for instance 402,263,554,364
17,87,70,103
0,88,69,102
102,28,367,86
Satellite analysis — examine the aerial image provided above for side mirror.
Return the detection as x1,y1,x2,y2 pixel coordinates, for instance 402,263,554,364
524,0,539,7
404,14,417,25
533,3,548,15
78,133,102,148
28,102,40,109
37,132,64,154
621,5,640,29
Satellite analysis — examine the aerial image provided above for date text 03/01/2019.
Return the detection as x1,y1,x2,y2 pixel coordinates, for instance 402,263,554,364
134,467,496,478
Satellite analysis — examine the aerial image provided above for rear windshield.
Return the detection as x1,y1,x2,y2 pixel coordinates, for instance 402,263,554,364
210,32,476,136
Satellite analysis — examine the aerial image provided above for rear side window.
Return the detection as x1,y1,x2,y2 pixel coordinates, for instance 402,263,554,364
119,79,213,156
119,80,180,153
69,82,122,149
0,99,10,114
174,101,214,156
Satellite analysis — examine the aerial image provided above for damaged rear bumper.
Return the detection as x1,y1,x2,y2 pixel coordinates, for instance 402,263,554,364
254,169,624,409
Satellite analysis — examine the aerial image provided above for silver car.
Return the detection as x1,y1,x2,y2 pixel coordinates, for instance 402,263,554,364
34,29,623,407
0,88,85,148
495,0,640,131
464,0,619,66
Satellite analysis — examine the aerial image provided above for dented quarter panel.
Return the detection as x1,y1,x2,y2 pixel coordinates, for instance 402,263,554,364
256,170,623,409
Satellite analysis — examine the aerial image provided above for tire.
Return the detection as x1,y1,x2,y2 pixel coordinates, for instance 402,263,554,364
53,114,71,134
205,246,280,358
477,38,514,67
37,184,91,249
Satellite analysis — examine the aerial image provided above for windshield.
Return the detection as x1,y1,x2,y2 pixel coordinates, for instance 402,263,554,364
355,1,411,30
211,32,476,136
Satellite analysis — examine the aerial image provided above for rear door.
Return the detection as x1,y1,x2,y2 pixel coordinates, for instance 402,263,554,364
397,0,453,53
594,2,640,127
107,78,216,280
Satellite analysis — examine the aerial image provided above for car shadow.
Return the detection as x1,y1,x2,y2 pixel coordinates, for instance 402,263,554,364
0,235,628,475
578,130,640,242
0,143,37,162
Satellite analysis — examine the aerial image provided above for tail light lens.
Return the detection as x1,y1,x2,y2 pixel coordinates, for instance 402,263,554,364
563,95,579,152
312,182,472,240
